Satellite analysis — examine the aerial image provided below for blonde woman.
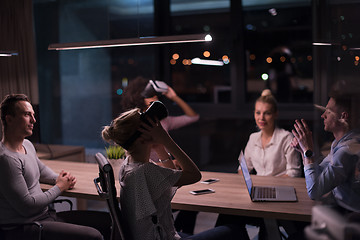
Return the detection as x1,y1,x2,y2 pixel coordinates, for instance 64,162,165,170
243,89,301,177
102,106,241,240
217,90,302,240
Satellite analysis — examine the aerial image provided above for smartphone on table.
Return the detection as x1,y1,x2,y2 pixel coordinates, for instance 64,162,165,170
189,189,215,195
200,178,219,184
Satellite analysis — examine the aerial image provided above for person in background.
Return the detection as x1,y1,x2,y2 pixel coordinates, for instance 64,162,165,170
266,46,299,102
101,107,242,240
216,89,302,240
292,91,360,213
121,77,199,141
0,94,109,240
121,76,200,234
243,89,301,177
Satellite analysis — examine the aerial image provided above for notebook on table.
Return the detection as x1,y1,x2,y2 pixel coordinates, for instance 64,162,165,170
238,151,297,202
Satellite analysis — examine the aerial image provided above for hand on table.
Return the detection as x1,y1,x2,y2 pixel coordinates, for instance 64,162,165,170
56,170,77,191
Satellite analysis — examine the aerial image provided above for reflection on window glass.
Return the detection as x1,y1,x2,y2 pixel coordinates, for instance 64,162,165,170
328,2,360,86
170,1,231,103
169,41,231,103
33,0,315,149
169,0,313,104
171,0,229,13
244,2,313,103
109,5,155,114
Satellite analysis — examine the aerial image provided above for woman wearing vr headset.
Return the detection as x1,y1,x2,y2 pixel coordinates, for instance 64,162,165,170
121,77,200,234
101,105,241,240
121,77,199,144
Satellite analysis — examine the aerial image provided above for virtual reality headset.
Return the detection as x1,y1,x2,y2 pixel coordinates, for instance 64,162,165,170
141,80,169,98
121,101,168,150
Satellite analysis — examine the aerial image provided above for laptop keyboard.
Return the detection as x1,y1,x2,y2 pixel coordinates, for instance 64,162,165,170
256,187,276,199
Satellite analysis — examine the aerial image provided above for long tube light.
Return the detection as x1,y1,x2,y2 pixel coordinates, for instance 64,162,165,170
313,42,360,50
0,51,18,57
191,57,224,66
312,42,332,46
48,33,212,50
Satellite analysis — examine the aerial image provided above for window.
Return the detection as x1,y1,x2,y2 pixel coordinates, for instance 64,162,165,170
243,2,313,103
34,0,314,164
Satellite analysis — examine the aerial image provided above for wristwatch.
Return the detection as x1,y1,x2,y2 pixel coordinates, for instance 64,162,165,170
303,149,314,158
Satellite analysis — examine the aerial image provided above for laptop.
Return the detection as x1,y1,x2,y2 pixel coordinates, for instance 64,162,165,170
238,151,297,202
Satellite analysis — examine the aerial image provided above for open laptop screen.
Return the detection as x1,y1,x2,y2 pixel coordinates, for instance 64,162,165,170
238,151,253,196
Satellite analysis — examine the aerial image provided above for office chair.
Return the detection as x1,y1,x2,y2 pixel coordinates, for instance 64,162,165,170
305,205,360,240
0,198,76,240
0,199,73,240
94,152,128,240
0,221,43,240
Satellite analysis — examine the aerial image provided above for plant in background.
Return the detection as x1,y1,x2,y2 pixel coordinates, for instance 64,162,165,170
105,145,126,159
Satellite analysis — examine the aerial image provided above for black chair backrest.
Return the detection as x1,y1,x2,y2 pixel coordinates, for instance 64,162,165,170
94,152,127,240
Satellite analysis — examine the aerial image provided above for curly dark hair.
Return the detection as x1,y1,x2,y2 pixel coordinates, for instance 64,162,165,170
121,76,149,111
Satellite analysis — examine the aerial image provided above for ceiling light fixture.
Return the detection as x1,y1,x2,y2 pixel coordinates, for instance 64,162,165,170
312,42,332,46
0,51,18,57
191,58,224,66
48,33,212,51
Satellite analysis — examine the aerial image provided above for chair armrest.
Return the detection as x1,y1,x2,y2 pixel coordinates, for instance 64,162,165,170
0,221,43,230
94,177,109,199
0,221,43,240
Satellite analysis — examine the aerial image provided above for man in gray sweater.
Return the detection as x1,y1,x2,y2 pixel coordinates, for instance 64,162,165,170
0,94,104,240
